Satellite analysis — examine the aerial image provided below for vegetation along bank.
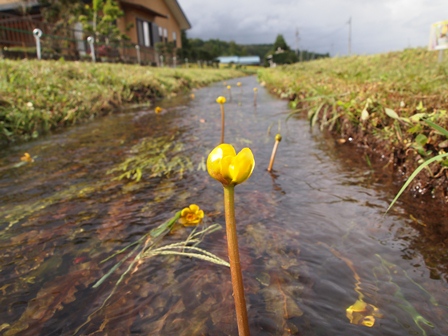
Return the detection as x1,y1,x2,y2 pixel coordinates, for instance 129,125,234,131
0,59,248,144
258,48,448,205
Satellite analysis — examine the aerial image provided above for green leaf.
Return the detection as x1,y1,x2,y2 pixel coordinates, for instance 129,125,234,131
385,153,448,214
385,108,400,120
414,134,428,146
423,119,448,138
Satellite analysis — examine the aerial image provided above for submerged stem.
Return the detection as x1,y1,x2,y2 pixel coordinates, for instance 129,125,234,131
223,185,250,336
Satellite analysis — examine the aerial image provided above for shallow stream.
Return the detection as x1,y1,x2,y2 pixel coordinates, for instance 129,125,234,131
0,76,447,335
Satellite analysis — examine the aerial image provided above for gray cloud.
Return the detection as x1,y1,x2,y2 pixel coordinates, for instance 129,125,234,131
178,0,447,55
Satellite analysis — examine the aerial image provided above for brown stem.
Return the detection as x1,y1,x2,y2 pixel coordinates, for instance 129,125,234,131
253,92,257,106
223,185,250,336
220,104,225,144
267,140,279,172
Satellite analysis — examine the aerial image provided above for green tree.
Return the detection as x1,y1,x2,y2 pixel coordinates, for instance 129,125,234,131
79,0,129,45
273,34,290,51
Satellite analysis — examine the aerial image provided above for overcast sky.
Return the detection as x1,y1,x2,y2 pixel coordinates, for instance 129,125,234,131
177,0,447,56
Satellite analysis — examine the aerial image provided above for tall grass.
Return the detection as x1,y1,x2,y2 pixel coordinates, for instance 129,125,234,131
0,59,247,144
258,48,448,199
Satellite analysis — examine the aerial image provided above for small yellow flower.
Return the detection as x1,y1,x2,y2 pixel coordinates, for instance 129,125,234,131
227,85,231,90
155,106,163,114
253,87,258,92
275,134,282,142
346,300,382,327
190,93,195,99
237,82,241,87
216,96,226,104
178,204,204,226
207,144,255,186
20,153,33,163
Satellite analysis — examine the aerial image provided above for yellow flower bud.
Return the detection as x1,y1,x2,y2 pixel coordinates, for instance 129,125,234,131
237,82,241,87
207,144,255,186
216,96,226,104
227,85,231,90
253,87,258,92
155,106,162,114
275,134,282,142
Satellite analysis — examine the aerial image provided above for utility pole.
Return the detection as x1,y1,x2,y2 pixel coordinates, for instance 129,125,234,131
347,17,352,55
295,27,299,57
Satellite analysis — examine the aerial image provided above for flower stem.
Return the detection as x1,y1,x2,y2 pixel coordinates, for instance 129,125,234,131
220,104,225,144
267,140,280,172
223,185,250,336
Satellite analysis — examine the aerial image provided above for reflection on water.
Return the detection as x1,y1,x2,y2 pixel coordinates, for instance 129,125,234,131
0,76,447,335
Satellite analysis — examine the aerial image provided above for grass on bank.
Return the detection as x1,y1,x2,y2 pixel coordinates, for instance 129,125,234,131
258,48,448,198
0,59,249,144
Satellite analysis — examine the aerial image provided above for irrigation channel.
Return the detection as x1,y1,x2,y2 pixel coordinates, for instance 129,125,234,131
1,76,447,336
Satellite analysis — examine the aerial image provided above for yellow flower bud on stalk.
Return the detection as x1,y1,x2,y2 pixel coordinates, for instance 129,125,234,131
227,85,232,101
207,144,255,336
216,96,227,143
267,134,282,172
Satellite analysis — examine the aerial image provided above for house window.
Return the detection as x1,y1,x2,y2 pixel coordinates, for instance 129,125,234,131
158,26,163,42
163,28,168,43
136,18,153,47
172,32,177,46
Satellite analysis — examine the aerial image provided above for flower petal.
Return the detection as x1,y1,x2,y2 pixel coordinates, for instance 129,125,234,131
229,148,255,185
189,204,199,213
207,144,236,184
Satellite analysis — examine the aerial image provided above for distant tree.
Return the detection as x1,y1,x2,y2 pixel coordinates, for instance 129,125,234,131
273,34,290,51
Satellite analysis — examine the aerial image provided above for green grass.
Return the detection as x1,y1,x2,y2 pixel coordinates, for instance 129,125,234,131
258,47,448,198
0,59,247,144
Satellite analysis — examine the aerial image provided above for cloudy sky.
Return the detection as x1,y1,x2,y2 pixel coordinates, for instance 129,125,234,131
177,0,447,56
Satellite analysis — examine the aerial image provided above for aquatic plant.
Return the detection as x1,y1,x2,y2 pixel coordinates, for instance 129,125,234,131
216,96,227,144
267,134,282,172
253,87,258,106
207,143,255,336
227,85,232,101
178,204,205,226
107,133,194,182
74,205,228,334
20,152,34,163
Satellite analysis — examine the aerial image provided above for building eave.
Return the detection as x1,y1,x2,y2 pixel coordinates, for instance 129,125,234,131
163,0,191,30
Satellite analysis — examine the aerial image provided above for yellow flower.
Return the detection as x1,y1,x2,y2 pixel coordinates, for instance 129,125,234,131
207,144,255,186
237,82,241,87
216,96,226,104
155,106,162,114
227,85,231,90
178,204,204,226
253,87,258,92
20,153,33,163
346,300,382,327
190,93,195,99
275,134,282,142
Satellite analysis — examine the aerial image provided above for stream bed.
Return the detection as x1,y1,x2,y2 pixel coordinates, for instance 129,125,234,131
0,76,447,335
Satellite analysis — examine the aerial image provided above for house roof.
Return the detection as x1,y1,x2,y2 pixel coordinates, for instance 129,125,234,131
163,0,191,30
0,0,38,11
216,56,261,65
120,0,168,19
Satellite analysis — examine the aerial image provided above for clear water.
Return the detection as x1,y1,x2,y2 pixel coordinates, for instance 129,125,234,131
0,76,447,335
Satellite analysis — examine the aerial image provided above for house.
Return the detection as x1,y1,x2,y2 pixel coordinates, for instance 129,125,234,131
118,0,190,50
216,55,261,66
0,0,191,63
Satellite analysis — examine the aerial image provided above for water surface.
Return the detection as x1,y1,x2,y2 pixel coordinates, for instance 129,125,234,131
0,76,447,335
